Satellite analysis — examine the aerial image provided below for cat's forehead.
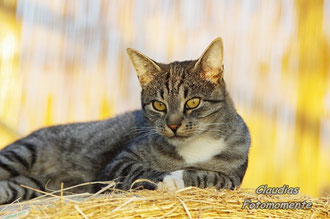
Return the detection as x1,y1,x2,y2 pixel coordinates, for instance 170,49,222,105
143,60,217,100
166,61,195,73
163,62,192,92
158,61,197,93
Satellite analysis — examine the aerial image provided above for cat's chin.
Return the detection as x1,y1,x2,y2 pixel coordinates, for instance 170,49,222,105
166,135,192,146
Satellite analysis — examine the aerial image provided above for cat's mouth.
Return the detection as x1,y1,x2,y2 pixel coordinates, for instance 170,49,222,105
166,134,191,145
170,135,188,140
159,128,196,144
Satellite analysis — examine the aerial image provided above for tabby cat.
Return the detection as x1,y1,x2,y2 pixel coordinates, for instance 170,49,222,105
0,38,250,204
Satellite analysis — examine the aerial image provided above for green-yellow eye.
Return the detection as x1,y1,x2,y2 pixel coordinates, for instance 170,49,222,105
185,98,200,109
152,101,166,111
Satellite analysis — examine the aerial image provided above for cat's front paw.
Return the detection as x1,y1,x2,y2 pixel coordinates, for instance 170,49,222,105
157,170,184,191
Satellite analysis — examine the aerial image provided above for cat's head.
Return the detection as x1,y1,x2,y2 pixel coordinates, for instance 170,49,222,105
127,38,233,145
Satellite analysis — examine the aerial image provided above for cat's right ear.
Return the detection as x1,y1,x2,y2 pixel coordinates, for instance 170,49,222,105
127,48,161,87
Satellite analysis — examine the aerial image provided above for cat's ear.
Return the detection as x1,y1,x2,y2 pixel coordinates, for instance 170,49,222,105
127,48,161,87
194,37,224,84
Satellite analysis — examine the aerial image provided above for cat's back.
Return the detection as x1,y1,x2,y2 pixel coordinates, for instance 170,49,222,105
31,110,146,156
1,110,147,182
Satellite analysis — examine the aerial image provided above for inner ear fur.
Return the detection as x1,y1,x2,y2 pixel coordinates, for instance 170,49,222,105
194,37,224,84
127,48,161,87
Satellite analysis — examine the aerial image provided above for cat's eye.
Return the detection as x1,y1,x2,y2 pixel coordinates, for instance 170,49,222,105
185,98,201,109
152,101,167,112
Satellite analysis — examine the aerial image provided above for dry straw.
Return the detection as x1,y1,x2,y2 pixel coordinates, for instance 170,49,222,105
0,181,328,218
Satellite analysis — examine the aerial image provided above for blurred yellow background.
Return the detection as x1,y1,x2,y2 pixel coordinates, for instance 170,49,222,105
0,0,329,197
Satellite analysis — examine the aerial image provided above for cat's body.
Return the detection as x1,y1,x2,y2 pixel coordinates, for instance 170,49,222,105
0,38,250,204
0,111,142,202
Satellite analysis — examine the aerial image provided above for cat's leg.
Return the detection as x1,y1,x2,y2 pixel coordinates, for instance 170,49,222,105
156,169,240,191
0,176,44,204
164,159,248,191
0,140,37,180
100,161,241,192
97,151,168,191
181,169,240,190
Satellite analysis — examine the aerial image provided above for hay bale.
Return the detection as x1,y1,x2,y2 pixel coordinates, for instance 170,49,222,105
0,187,328,218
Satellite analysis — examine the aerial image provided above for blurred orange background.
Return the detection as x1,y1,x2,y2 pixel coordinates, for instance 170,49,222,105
0,0,329,197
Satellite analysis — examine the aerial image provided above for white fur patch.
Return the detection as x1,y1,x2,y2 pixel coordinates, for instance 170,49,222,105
157,170,184,191
177,136,226,164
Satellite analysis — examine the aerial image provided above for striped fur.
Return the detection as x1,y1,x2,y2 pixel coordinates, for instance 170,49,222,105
0,38,250,204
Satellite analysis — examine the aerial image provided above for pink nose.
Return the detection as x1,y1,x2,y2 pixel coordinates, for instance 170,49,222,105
168,124,181,132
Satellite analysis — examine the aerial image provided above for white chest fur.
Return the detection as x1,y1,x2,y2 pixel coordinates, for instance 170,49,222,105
176,136,227,164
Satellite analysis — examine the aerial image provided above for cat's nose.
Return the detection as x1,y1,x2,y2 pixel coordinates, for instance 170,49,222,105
166,112,183,133
168,124,181,132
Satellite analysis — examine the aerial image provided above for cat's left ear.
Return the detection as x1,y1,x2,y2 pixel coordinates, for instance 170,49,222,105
194,37,224,84
127,48,161,87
